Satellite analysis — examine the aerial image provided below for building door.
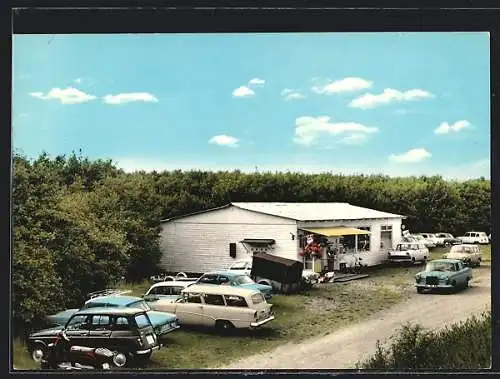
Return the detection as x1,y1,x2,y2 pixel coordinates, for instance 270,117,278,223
380,225,393,252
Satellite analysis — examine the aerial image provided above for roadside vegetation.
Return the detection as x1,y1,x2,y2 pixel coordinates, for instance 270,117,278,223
358,311,491,370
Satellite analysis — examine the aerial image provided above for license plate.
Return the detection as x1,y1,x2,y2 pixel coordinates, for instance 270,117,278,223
146,335,155,344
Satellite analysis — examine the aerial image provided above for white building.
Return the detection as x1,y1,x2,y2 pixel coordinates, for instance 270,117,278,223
159,202,406,274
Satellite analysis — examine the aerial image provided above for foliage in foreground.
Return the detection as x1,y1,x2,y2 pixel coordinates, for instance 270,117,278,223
359,311,491,370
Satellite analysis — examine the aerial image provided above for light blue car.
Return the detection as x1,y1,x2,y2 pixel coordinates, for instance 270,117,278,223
195,271,274,299
46,295,179,337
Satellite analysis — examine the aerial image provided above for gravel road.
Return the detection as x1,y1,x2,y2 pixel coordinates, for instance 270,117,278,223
219,266,491,370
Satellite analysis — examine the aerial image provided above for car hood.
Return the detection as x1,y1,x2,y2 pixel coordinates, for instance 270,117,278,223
30,326,63,338
46,308,80,325
418,271,451,279
147,310,177,327
240,283,272,293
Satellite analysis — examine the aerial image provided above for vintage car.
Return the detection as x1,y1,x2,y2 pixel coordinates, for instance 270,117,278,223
195,271,273,300
457,231,490,245
147,284,275,330
412,234,437,249
46,295,179,338
443,244,482,267
434,233,462,247
414,259,472,294
143,280,196,304
227,261,252,276
29,307,162,366
387,242,429,264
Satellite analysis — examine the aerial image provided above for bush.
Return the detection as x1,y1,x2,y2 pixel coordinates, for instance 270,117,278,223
359,311,491,370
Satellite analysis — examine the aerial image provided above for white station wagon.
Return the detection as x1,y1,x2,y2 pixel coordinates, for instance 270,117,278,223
457,231,490,245
387,242,429,264
147,284,275,331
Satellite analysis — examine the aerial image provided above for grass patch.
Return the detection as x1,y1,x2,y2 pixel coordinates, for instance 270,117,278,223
12,339,38,370
358,311,491,370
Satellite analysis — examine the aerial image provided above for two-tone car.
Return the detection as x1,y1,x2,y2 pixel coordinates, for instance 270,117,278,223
46,295,179,339
143,280,197,304
29,307,162,366
195,271,273,300
387,242,429,265
434,233,462,247
147,284,275,331
414,259,472,294
443,244,482,267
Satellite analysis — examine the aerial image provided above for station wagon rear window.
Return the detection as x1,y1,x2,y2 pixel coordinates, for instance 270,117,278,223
91,315,110,328
251,293,265,305
224,295,248,307
185,293,202,303
134,314,151,328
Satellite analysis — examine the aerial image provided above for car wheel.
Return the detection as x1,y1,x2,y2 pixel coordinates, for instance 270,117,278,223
215,320,235,332
112,352,128,368
30,343,47,363
451,280,458,292
417,287,424,294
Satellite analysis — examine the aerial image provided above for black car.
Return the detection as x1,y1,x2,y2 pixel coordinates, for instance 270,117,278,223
28,307,161,367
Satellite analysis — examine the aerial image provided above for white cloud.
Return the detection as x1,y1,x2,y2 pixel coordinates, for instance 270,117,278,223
434,120,471,134
312,77,373,95
281,88,294,96
208,134,239,148
29,87,97,104
285,92,306,101
102,92,158,105
232,86,255,98
248,78,265,86
294,116,378,146
389,148,431,163
350,88,434,109
338,134,368,145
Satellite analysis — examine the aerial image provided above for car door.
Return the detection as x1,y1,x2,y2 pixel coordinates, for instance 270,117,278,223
88,314,112,347
175,293,206,326
201,293,226,327
65,314,91,346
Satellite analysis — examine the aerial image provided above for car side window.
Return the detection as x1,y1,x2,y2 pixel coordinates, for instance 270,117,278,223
204,294,225,306
113,316,130,331
219,276,230,285
224,295,248,307
199,274,219,285
90,315,111,330
455,263,460,271
66,315,89,330
185,293,202,303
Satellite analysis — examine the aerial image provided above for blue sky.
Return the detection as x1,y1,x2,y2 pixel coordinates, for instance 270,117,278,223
12,32,490,179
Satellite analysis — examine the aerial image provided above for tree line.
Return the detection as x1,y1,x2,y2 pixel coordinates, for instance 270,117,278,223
11,152,491,335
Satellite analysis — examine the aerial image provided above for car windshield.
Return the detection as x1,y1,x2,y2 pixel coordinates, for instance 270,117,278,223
231,262,250,270
128,300,151,311
396,244,408,251
425,261,456,272
236,275,255,285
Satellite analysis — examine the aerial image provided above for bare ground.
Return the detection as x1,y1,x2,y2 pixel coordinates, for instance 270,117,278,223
218,266,491,370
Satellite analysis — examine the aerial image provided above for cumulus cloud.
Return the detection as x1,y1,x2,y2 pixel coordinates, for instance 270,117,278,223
294,116,378,146
29,87,97,104
281,88,294,96
284,92,305,101
102,92,158,105
434,120,471,134
248,78,265,86
350,88,434,109
208,134,239,147
389,148,431,163
312,77,373,94
232,86,255,98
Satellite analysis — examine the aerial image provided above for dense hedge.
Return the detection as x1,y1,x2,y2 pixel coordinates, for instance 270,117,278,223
11,152,491,335
359,312,491,370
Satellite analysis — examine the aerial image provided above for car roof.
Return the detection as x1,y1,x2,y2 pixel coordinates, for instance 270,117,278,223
149,281,194,289
202,271,242,278
74,306,146,316
182,284,261,296
430,258,463,264
85,295,142,306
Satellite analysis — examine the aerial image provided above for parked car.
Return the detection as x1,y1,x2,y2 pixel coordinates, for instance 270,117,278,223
147,284,275,330
413,234,436,249
414,259,472,294
387,242,429,265
457,231,490,245
227,261,252,276
47,295,179,338
434,233,462,247
443,244,482,267
28,307,162,366
143,280,196,304
195,271,273,300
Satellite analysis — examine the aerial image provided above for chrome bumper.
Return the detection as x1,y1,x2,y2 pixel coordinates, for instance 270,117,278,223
250,315,275,327
136,344,161,355
415,283,452,289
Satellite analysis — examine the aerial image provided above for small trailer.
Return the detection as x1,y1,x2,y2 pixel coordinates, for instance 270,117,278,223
250,252,306,293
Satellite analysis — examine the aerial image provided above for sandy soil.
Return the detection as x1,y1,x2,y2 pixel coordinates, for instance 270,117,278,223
218,266,491,369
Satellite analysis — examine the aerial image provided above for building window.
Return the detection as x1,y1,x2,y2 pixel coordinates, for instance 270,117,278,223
229,243,237,258
357,226,371,251
381,225,393,231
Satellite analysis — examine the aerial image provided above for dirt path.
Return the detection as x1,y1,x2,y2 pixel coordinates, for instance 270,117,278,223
219,266,491,370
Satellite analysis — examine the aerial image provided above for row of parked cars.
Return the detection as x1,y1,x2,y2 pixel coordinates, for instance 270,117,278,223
405,231,490,250
28,270,277,369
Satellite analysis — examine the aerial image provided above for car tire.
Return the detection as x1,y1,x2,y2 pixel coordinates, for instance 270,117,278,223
215,320,235,332
30,343,47,363
417,287,424,294
451,280,459,292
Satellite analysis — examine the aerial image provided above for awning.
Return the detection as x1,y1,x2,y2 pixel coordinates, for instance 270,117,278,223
300,227,371,237
240,238,276,245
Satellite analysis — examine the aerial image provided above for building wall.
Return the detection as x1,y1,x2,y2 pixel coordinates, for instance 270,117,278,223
159,206,298,273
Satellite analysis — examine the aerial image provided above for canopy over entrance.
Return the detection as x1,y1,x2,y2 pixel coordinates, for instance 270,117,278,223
300,227,371,237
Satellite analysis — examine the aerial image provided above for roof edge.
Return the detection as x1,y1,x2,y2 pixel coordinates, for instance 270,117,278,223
160,203,232,223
